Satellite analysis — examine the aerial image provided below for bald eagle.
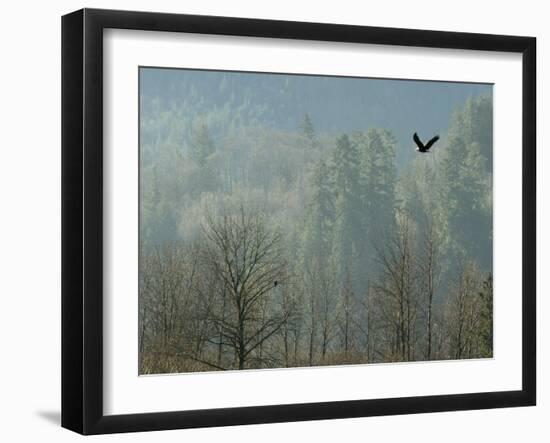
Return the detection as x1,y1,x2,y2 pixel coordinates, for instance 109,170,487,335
413,132,440,153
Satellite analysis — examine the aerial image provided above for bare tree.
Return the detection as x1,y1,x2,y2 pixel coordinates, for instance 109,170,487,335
418,212,442,360
354,285,374,362
477,274,493,358
277,280,302,367
201,207,289,370
140,244,186,352
445,261,483,359
337,271,356,360
303,255,338,365
372,210,418,362
139,243,203,373
305,275,317,366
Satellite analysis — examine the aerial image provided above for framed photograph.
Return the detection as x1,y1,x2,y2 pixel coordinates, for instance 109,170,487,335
61,8,536,435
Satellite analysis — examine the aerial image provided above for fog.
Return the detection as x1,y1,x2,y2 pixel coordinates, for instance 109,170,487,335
138,67,493,373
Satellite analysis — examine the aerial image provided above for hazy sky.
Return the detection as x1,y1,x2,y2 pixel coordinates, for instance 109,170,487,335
140,67,492,164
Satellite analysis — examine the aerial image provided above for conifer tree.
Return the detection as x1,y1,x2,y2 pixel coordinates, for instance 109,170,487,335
352,129,397,295
191,119,215,167
331,134,363,282
299,113,316,146
303,159,335,260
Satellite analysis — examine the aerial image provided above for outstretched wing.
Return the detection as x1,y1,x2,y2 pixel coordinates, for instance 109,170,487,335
413,132,424,150
424,135,440,151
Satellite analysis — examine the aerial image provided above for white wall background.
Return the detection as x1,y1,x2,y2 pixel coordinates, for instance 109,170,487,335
0,0,546,441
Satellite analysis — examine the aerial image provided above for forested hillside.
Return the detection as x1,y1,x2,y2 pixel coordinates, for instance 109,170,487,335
139,68,493,374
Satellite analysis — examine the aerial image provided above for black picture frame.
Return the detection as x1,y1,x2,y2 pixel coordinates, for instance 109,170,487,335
61,8,536,435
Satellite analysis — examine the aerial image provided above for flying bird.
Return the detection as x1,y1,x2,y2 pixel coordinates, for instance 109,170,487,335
413,132,440,153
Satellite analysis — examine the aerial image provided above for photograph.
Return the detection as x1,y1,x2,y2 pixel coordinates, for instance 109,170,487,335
0,0,543,439
138,67,494,375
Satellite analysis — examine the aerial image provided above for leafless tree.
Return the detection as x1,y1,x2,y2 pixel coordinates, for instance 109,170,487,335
139,242,203,373
140,244,186,352
200,207,289,370
276,279,302,367
372,210,418,362
418,212,442,360
337,271,356,359
303,255,338,365
445,261,483,359
303,260,318,366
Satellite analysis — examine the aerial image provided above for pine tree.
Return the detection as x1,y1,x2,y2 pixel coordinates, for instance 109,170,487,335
299,113,315,143
303,159,335,260
331,134,362,282
359,129,396,232
436,97,493,272
140,166,178,249
459,95,493,171
190,119,215,167
352,129,397,295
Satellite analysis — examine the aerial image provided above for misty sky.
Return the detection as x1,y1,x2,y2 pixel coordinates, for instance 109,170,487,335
140,67,492,164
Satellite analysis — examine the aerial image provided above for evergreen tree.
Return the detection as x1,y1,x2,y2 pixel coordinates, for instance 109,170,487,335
299,113,316,147
352,129,397,294
140,166,178,248
359,129,397,232
436,97,493,272
331,134,363,282
303,159,335,260
190,119,215,167
458,95,493,171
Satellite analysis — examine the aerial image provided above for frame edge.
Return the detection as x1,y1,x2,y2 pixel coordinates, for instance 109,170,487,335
521,36,537,406
62,8,537,435
61,8,85,435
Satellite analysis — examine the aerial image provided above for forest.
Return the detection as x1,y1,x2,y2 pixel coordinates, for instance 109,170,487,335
138,68,493,374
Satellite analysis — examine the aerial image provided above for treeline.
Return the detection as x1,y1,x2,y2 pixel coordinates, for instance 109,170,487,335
139,208,492,373
139,94,493,373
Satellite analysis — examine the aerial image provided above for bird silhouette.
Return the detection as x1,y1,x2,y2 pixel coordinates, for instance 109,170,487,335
413,132,440,153
273,281,279,287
